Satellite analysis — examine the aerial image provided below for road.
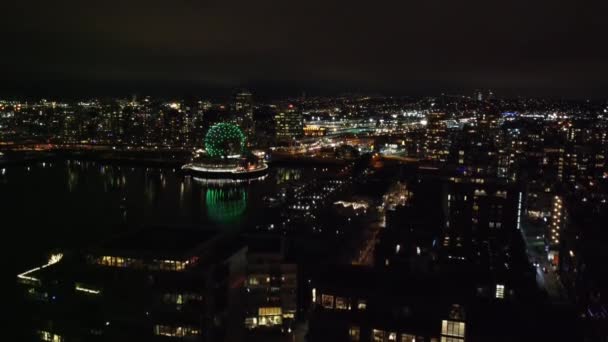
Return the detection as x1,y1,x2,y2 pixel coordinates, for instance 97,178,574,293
352,210,384,266
520,219,569,302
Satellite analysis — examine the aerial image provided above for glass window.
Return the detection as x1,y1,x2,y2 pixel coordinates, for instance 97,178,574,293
441,320,465,338
441,337,464,342
39,331,63,342
153,259,188,271
401,334,416,342
175,261,186,271
258,315,282,326
495,284,505,299
153,325,201,337
259,307,282,316
96,256,137,268
388,332,397,341
336,297,349,310
372,329,385,342
357,299,367,310
184,293,203,302
349,326,360,341
162,293,202,305
245,317,258,329
321,294,334,309
249,276,260,286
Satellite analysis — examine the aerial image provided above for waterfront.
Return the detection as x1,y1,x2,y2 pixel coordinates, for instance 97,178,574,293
7,155,383,342
1,160,309,274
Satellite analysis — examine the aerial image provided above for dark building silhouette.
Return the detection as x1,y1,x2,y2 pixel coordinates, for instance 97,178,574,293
18,227,247,342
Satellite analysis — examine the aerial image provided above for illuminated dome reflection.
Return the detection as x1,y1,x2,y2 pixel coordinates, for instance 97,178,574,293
205,187,247,224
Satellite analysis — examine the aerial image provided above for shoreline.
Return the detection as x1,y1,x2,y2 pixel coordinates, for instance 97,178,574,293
0,149,190,167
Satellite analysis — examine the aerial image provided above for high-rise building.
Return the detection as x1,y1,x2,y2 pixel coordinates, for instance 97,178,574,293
232,90,254,138
243,237,297,332
442,178,524,264
543,147,565,183
474,90,484,102
474,89,494,101
548,195,566,266
422,111,449,162
275,104,303,142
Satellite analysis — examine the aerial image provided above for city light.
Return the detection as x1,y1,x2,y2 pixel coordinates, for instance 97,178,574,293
17,253,63,284
4,62,608,341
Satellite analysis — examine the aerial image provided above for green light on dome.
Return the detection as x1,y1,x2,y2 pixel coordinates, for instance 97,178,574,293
205,123,246,157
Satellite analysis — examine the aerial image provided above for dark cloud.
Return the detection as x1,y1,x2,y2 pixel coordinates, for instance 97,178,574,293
1,0,607,98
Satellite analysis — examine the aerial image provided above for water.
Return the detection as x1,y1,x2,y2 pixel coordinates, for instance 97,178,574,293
2,160,318,340
1,160,300,274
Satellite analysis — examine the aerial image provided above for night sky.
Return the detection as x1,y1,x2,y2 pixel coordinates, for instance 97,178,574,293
1,0,607,98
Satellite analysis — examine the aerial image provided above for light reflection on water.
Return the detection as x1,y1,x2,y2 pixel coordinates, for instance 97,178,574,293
205,187,248,225
3,161,309,272
64,160,269,227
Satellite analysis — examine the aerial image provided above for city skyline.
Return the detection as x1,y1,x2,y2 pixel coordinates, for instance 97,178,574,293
6,89,608,341
5,2,608,341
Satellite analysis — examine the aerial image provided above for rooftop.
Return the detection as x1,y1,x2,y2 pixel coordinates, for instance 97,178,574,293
95,226,221,258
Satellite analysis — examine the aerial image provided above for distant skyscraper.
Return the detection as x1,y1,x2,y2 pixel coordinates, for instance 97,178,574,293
423,111,449,162
487,89,495,100
474,89,494,101
275,104,303,142
232,90,254,137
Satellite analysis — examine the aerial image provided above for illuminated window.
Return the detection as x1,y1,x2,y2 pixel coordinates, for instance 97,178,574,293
401,334,416,342
357,299,367,310
441,320,465,338
258,314,282,326
153,325,201,337
372,329,386,342
321,294,334,309
39,330,63,342
155,259,188,271
98,256,137,268
162,293,203,305
441,337,464,342
349,326,361,341
99,256,111,266
495,284,505,299
248,276,260,286
336,297,349,310
176,261,186,271
245,317,258,329
259,307,282,316
388,332,398,341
